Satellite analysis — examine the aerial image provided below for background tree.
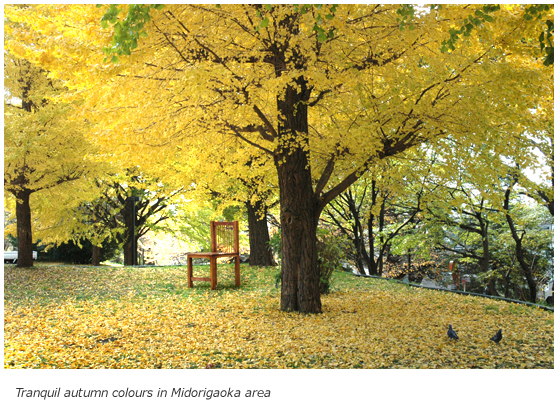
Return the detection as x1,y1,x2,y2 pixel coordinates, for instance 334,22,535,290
3,55,94,267
75,169,185,266
202,147,278,267
518,124,554,217
37,238,119,265
488,194,553,301
323,159,428,277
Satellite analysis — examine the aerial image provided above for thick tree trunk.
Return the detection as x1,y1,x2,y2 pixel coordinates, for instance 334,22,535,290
15,189,34,268
275,75,322,313
349,196,367,275
246,200,276,266
354,234,367,275
92,245,101,266
277,149,321,313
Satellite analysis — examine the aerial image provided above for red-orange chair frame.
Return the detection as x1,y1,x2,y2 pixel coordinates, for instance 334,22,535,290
187,221,240,290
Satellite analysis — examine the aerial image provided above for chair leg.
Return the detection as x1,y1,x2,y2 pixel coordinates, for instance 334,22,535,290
235,255,240,287
210,257,217,290
187,256,193,288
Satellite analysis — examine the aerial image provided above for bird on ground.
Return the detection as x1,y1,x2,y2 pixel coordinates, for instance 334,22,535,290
447,324,459,340
490,329,502,344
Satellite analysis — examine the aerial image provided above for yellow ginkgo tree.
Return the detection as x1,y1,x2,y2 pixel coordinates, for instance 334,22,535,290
3,55,98,267
5,4,553,311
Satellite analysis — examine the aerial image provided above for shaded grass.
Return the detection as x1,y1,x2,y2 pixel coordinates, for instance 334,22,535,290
4,264,554,369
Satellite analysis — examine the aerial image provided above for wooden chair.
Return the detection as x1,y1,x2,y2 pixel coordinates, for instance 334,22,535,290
187,221,240,290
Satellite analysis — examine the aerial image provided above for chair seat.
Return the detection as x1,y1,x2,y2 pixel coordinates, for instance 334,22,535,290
187,251,239,258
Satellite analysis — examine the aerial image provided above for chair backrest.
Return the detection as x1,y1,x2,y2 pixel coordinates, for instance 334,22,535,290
211,221,239,254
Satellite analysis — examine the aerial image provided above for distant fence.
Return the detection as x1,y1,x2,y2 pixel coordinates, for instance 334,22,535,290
354,274,554,312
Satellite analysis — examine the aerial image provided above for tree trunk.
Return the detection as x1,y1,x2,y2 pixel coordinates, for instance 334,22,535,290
366,211,377,276
487,277,499,297
277,149,321,313
123,198,136,266
246,199,276,266
351,200,368,275
275,75,322,313
480,222,491,273
15,189,34,268
479,218,500,296
92,245,101,266
123,240,133,265
505,217,537,302
504,182,538,303
367,197,387,277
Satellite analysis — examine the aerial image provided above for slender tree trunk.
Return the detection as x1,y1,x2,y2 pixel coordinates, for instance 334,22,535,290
344,191,368,275
92,245,101,266
15,189,34,268
378,199,387,276
246,199,276,266
366,211,377,276
504,182,538,302
123,241,134,265
122,198,136,266
480,223,491,272
352,203,368,274
478,218,500,297
487,278,499,296
353,224,370,275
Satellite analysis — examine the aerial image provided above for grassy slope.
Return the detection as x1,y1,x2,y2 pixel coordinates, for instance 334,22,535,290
4,263,554,369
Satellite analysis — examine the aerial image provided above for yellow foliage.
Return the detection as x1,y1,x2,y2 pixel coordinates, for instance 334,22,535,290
5,4,552,183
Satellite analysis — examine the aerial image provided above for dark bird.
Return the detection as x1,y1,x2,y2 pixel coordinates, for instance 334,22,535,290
447,324,459,340
490,329,502,344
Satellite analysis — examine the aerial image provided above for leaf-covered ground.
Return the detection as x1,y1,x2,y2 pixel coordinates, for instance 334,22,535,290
4,264,553,369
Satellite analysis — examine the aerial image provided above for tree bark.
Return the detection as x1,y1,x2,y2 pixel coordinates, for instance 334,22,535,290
487,278,499,297
246,199,276,266
480,220,491,272
275,75,322,313
277,148,321,313
15,189,34,268
92,245,101,266
123,198,136,266
123,241,133,265
366,214,379,276
504,183,537,303
344,190,368,274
